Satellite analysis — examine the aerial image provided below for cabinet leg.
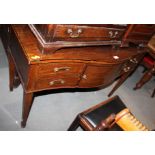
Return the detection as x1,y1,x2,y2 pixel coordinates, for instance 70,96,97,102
21,92,34,128
8,55,15,91
108,72,131,97
8,54,20,91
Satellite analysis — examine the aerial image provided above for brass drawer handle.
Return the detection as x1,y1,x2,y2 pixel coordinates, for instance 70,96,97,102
130,58,138,64
54,67,71,72
49,79,65,86
109,31,119,38
123,66,131,72
67,28,82,38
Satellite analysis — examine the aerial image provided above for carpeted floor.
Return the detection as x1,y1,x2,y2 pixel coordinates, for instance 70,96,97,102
0,39,155,131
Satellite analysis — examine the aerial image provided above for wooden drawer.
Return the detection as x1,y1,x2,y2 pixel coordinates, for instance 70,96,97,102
53,25,125,41
79,64,122,88
35,75,80,90
121,54,145,74
38,63,85,77
132,25,155,34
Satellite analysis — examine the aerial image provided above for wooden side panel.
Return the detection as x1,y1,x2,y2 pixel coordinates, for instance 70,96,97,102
0,25,10,51
9,26,30,89
122,24,155,46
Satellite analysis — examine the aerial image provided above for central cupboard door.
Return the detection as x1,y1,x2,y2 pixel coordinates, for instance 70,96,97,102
79,64,122,88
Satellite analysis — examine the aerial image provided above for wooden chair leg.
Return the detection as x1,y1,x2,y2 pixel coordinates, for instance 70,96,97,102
134,68,153,90
68,115,80,131
21,91,34,128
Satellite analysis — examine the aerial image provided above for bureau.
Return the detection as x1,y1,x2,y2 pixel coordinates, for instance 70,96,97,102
0,24,152,127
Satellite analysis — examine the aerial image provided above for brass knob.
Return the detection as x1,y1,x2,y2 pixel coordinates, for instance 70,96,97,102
130,58,138,64
49,79,65,86
67,28,82,38
123,66,130,72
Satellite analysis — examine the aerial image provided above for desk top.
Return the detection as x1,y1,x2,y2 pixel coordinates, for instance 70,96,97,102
11,25,146,65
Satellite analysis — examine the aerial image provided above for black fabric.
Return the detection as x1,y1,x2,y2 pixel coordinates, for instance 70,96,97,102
84,96,126,131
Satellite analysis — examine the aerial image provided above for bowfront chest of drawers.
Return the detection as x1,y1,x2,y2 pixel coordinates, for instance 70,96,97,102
1,24,152,127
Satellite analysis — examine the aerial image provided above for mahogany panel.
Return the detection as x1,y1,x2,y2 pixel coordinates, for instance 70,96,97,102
38,62,85,77
35,75,80,90
79,64,122,87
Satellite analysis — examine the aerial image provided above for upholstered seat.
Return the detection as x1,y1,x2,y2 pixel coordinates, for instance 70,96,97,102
68,96,126,131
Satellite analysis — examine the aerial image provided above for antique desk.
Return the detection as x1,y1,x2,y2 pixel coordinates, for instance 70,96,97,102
0,24,154,127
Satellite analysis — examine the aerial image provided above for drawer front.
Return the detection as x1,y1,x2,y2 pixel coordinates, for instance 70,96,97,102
132,25,155,34
35,75,80,90
121,54,144,74
79,64,122,88
53,25,125,41
38,63,85,77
